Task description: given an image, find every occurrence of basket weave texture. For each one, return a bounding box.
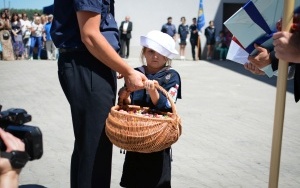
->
[105,83,182,153]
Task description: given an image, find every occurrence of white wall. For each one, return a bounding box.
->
[114,0,248,58]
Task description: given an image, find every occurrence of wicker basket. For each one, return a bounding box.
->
[105,83,182,153]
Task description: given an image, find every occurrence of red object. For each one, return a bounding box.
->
[232,36,246,50]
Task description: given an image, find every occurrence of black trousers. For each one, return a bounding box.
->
[190,37,201,60]
[58,50,117,188]
[120,34,130,57]
[120,148,171,188]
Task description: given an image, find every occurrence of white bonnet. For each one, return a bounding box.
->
[140,30,178,59]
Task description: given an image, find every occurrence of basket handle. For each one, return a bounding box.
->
[118,81,178,115]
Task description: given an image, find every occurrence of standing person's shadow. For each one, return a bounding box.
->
[19,185,47,188]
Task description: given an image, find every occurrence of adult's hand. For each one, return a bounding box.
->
[273,31,300,63]
[247,44,271,69]
[124,70,147,92]
[0,128,25,188]
[244,62,265,75]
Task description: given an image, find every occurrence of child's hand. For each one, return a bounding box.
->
[144,80,157,91]
[117,72,124,79]
[118,87,130,105]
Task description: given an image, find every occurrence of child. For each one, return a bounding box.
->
[119,30,182,188]
[178,16,189,60]
[215,30,228,61]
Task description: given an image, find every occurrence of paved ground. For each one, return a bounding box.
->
[0,58,299,188]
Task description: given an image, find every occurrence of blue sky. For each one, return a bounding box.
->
[1,0,53,10]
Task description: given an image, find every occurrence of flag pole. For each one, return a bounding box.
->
[197,34,202,60]
[268,0,294,187]
[197,0,205,60]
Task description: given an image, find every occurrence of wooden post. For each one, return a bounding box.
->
[268,0,294,187]
[197,34,202,60]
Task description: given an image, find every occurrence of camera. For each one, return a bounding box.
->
[0,105,43,161]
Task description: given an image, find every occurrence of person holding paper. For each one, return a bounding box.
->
[245,11,300,103]
[273,32,300,63]
[245,39,300,103]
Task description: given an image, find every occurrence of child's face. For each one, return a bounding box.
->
[144,48,167,72]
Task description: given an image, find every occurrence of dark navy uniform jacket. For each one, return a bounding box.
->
[51,0,115,49]
[130,66,182,112]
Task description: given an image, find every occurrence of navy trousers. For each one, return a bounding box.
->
[58,50,117,188]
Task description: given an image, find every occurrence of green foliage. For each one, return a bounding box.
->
[1,8,43,20]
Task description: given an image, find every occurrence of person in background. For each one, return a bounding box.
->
[0,10,14,61]
[51,0,147,187]
[29,16,43,60]
[223,26,232,48]
[204,20,216,60]
[119,30,182,188]
[10,13,24,60]
[119,16,132,59]
[189,17,201,61]
[215,30,228,61]
[20,13,31,59]
[178,16,189,61]
[40,14,47,26]
[0,10,10,30]
[161,17,176,40]
[40,14,48,48]
[43,14,56,60]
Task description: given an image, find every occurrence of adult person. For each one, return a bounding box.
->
[0,128,26,188]
[189,17,201,61]
[244,12,300,103]
[43,14,56,60]
[0,11,14,61]
[161,17,176,40]
[273,31,300,102]
[10,13,24,60]
[119,16,132,59]
[204,20,216,60]
[178,16,189,60]
[245,43,300,103]
[245,39,300,103]
[29,16,43,60]
[50,1,147,188]
[20,13,31,59]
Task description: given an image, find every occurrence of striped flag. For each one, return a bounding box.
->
[197,0,205,31]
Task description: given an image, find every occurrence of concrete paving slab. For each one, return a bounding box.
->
[0,58,299,188]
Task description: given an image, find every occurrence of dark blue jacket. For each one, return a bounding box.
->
[130,66,182,112]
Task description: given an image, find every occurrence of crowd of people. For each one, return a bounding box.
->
[0,8,234,62]
[0,9,57,61]
[160,17,232,61]
[118,15,233,62]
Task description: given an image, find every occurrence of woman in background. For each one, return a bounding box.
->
[178,17,189,60]
[10,13,24,60]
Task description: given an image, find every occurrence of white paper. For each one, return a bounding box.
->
[226,39,249,65]
[224,0,300,54]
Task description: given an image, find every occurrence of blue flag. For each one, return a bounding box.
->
[197,0,205,31]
